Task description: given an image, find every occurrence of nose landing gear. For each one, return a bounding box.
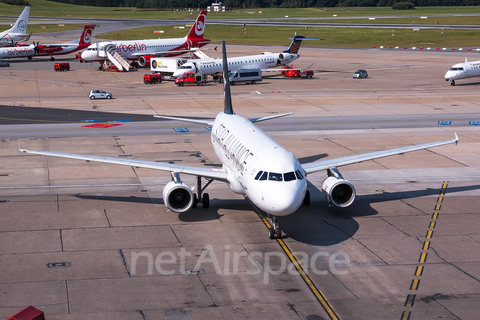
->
[269,216,282,239]
[450,79,455,86]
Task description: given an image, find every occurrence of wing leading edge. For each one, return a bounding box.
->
[19,149,228,182]
[301,134,458,175]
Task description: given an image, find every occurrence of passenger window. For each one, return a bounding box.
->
[295,170,304,180]
[259,172,268,181]
[269,172,283,181]
[254,171,263,180]
[284,171,296,181]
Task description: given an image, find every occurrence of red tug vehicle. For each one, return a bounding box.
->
[281,66,314,78]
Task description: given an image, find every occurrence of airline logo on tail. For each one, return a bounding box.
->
[283,36,323,55]
[79,25,95,46]
[188,11,207,39]
[17,20,27,33]
[284,36,305,55]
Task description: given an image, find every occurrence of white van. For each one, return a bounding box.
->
[228,69,262,85]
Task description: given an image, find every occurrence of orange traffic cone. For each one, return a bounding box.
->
[321,76,323,80]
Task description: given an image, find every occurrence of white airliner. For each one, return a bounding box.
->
[21,41,459,239]
[0,7,31,47]
[80,10,210,67]
[172,36,315,78]
[445,58,480,86]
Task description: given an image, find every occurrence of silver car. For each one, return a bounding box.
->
[89,89,112,100]
[353,69,368,79]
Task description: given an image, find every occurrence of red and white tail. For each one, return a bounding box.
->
[78,25,96,46]
[187,11,207,39]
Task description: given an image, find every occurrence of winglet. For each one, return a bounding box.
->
[222,40,234,115]
[455,132,459,145]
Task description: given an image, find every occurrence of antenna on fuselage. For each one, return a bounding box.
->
[222,40,234,115]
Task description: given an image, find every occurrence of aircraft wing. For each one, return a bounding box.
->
[154,115,214,126]
[301,134,458,175]
[19,149,228,181]
[249,113,293,123]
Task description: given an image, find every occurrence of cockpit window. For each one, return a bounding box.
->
[449,67,464,71]
[254,171,263,180]
[284,171,296,181]
[295,170,304,180]
[259,171,268,181]
[179,65,192,69]
[268,172,283,181]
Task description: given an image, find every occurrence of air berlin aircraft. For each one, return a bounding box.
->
[0,25,95,61]
[80,10,210,67]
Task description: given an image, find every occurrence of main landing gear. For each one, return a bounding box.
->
[269,216,282,239]
[192,176,212,209]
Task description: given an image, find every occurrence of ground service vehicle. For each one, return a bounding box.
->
[75,52,84,62]
[0,60,9,67]
[54,62,70,71]
[228,69,262,85]
[89,89,112,99]
[144,73,162,84]
[281,67,313,78]
[150,57,187,75]
[175,72,207,86]
[353,69,368,79]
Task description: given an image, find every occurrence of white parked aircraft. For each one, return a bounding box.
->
[445,58,480,86]
[80,10,210,67]
[0,7,31,47]
[21,41,459,239]
[172,36,316,78]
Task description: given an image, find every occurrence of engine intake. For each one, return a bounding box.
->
[138,55,155,67]
[321,176,356,208]
[163,181,194,213]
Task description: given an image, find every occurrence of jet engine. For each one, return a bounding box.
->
[321,168,356,208]
[138,55,155,67]
[277,53,293,65]
[163,180,194,213]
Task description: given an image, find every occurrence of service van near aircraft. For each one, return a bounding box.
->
[228,69,262,85]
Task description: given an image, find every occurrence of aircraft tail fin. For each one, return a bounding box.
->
[283,36,323,54]
[9,7,30,34]
[222,40,234,115]
[187,10,207,40]
[78,25,95,46]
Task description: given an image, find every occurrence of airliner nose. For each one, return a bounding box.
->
[266,187,303,216]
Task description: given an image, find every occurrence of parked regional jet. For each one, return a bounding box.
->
[172,36,317,78]
[80,10,209,67]
[0,7,31,47]
[445,58,480,86]
[0,24,95,60]
[20,41,458,239]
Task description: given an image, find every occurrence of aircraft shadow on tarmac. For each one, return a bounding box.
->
[74,184,480,242]
[0,105,214,125]
[451,81,480,86]
[279,183,480,246]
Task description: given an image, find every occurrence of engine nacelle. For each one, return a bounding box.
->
[321,176,356,208]
[278,53,292,62]
[138,55,155,67]
[163,181,194,213]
